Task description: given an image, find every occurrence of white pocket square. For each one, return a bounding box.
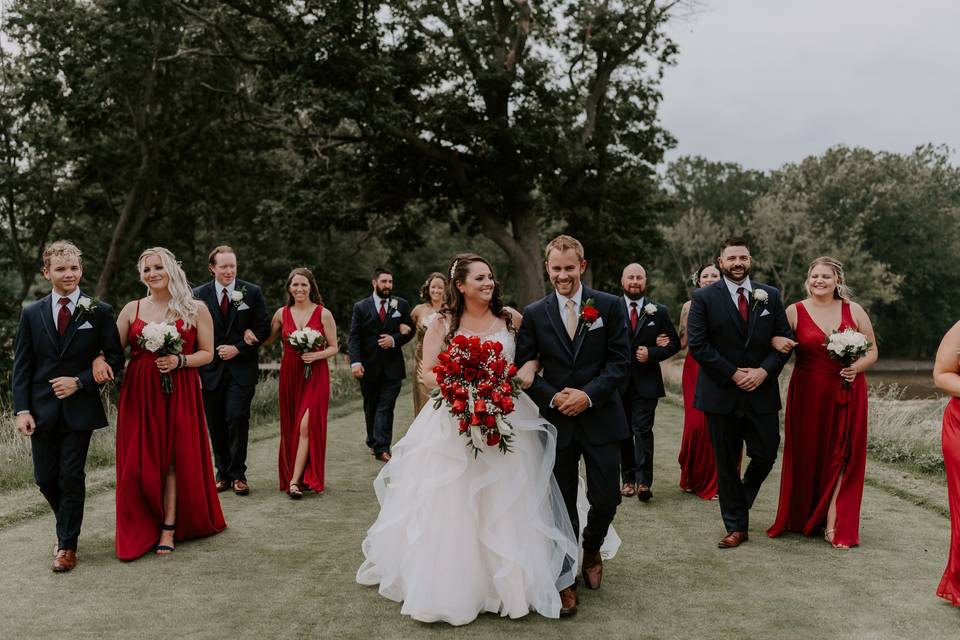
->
[391,310,401,318]
[588,317,604,331]
[78,321,93,330]
[760,309,771,317]
[646,321,655,327]
[237,302,250,311]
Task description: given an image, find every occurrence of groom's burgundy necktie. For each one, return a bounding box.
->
[630,302,639,332]
[220,288,230,317]
[57,297,72,336]
[378,299,387,323]
[737,287,749,324]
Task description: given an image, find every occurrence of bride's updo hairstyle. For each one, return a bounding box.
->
[806,256,852,300]
[137,247,201,328]
[443,253,514,344]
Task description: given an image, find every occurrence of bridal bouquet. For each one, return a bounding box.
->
[431,334,522,455]
[825,328,872,388]
[138,322,184,395]
[288,328,328,379]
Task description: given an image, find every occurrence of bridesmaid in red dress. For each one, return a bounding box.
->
[933,320,960,605]
[261,268,338,499]
[677,263,723,499]
[111,247,225,559]
[767,257,877,549]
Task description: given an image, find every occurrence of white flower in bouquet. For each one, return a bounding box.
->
[825,328,872,387]
[643,303,657,317]
[137,322,184,394]
[288,327,328,379]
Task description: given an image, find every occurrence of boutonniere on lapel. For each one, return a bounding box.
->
[750,288,768,311]
[389,298,398,311]
[231,286,247,309]
[643,302,658,318]
[578,298,601,335]
[76,296,100,318]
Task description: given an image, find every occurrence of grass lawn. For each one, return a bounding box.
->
[1,390,958,639]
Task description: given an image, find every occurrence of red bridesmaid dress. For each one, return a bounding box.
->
[278,305,330,494]
[115,303,226,560]
[767,301,868,547]
[938,396,960,605]
[678,352,720,499]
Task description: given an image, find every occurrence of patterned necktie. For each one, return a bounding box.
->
[737,287,749,324]
[564,299,577,340]
[57,297,72,336]
[379,299,387,323]
[630,302,639,332]
[220,288,230,317]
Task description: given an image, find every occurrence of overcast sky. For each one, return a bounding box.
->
[659,0,960,170]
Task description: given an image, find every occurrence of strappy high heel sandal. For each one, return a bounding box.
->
[824,528,850,550]
[155,523,176,555]
[288,483,303,500]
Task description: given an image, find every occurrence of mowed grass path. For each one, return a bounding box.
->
[1,392,958,639]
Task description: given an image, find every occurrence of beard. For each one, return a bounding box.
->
[375,285,392,298]
[622,286,645,301]
[720,263,750,283]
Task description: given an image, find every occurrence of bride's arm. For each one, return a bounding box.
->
[508,307,538,388]
[419,314,447,390]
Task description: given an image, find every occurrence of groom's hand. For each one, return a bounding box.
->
[556,387,590,416]
[15,413,36,436]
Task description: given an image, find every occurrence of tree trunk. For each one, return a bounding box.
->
[476,208,545,307]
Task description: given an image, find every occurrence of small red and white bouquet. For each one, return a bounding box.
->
[431,334,522,455]
[825,328,872,388]
[288,328,328,379]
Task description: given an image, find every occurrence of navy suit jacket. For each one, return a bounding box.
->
[686,280,792,415]
[193,279,270,389]
[347,296,414,381]
[12,292,125,432]
[622,298,680,399]
[516,287,631,449]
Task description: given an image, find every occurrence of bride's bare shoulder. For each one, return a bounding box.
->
[504,306,523,328]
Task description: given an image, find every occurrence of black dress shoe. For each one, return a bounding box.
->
[636,484,653,502]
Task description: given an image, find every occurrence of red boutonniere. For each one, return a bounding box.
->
[578,298,600,335]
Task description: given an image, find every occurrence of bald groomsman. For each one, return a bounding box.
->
[618,263,679,502]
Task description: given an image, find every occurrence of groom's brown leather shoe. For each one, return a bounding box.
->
[582,550,603,590]
[52,549,76,573]
[232,480,250,495]
[559,586,578,617]
[215,480,229,493]
[718,531,749,549]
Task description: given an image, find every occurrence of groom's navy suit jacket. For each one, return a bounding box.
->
[12,291,125,432]
[348,296,414,381]
[517,287,631,449]
[686,280,792,415]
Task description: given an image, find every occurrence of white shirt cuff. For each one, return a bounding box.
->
[351,363,362,368]
[15,410,30,416]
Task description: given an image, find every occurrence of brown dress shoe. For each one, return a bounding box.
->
[718,531,749,549]
[375,452,392,463]
[582,550,603,590]
[559,586,578,617]
[215,480,230,492]
[52,549,76,573]
[620,483,636,497]
[636,484,653,502]
[232,480,250,495]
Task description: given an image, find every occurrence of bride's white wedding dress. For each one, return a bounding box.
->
[356,327,618,625]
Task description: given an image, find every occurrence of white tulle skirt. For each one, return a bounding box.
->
[356,393,616,626]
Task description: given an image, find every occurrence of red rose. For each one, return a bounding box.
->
[500,382,513,395]
[581,306,601,323]
[459,419,469,434]
[437,351,451,363]
[500,398,515,413]
[455,386,469,399]
[452,399,467,414]
[484,414,496,427]
[463,367,477,382]
[507,363,518,377]
[474,399,487,414]
[486,432,501,446]
[470,413,482,426]
[491,341,503,354]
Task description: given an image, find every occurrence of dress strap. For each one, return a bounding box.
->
[840,300,858,330]
[135,299,141,321]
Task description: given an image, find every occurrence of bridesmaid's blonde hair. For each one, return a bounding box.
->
[138,247,200,327]
[806,256,852,300]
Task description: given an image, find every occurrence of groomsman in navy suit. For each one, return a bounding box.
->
[686,237,793,549]
[617,263,679,502]
[12,241,124,572]
[193,246,270,495]
[348,268,414,462]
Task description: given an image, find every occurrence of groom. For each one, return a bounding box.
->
[686,237,792,549]
[12,241,125,572]
[517,235,630,616]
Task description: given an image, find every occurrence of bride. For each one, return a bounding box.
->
[357,253,592,625]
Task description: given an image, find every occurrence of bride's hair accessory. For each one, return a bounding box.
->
[449,259,459,280]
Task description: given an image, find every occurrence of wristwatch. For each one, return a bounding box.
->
[74,376,83,390]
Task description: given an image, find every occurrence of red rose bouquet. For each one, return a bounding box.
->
[431,334,522,455]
